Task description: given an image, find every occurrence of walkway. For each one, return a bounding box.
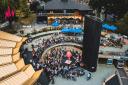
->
[30,30,61,38]
[17,23,83,36]
[100,45,128,53]
[49,64,116,85]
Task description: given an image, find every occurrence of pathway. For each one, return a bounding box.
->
[49,64,116,85]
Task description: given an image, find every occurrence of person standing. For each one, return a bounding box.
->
[87,72,91,80]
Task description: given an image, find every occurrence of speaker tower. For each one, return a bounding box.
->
[82,15,102,72]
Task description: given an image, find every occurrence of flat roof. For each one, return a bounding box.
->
[44,0,92,11]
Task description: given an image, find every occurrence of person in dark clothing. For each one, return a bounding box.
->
[87,72,91,80]
[51,77,55,84]
[37,72,49,85]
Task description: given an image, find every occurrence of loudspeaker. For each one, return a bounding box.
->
[82,15,102,72]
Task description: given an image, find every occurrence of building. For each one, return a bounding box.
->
[37,0,92,24]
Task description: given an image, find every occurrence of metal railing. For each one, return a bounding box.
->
[37,13,76,16]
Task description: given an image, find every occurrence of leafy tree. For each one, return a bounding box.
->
[89,0,128,19]
[0,0,15,22]
[0,0,16,29]
[30,1,40,12]
[18,0,30,17]
[15,0,36,25]
[116,12,128,36]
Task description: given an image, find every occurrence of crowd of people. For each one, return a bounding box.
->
[22,34,82,58]
[27,34,82,63]
[32,34,82,49]
[22,43,87,84]
[20,31,98,85]
[21,34,85,83]
[42,47,84,83]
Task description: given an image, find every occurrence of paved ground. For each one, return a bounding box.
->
[49,64,116,85]
[17,23,83,36]
[100,45,128,53]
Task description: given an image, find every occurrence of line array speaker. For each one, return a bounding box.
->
[82,15,102,72]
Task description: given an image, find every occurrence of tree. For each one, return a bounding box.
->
[18,0,30,17]
[15,0,36,25]
[89,0,128,19]
[0,0,15,28]
[0,5,5,23]
[116,12,128,36]
[30,1,40,12]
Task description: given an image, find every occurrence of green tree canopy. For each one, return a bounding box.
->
[89,0,128,18]
[116,12,128,36]
[0,0,15,22]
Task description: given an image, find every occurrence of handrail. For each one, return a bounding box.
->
[37,13,75,16]
[104,74,116,83]
[116,70,123,85]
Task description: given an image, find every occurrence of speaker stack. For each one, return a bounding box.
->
[82,15,102,72]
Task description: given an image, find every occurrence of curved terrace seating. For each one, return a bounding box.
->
[0,39,16,48]
[0,31,22,42]
[0,52,21,66]
[0,31,43,85]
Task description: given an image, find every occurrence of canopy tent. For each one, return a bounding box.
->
[102,24,117,31]
[61,27,82,33]
[51,21,60,27]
